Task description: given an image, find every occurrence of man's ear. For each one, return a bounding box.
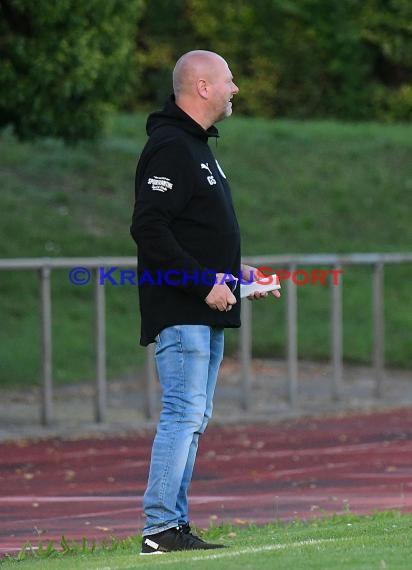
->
[197,78,209,99]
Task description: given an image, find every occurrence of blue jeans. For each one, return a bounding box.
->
[142,325,224,536]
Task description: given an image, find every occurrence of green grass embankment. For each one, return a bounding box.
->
[0,115,411,386]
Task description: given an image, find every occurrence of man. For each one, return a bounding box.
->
[130,50,279,555]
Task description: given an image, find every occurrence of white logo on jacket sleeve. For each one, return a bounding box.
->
[200,162,216,186]
[147,176,173,192]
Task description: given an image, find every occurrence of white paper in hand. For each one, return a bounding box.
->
[240,273,281,298]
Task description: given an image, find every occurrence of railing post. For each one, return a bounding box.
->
[145,344,157,419]
[94,267,106,422]
[40,265,53,425]
[286,264,298,408]
[372,262,385,398]
[240,299,252,411]
[330,264,343,399]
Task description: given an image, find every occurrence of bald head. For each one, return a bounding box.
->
[173,50,227,97]
[172,50,239,129]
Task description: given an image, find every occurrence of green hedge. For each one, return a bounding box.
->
[133,0,412,122]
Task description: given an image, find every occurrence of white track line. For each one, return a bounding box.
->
[96,537,350,570]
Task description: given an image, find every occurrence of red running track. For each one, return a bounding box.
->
[1,407,412,556]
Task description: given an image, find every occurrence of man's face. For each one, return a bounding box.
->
[208,60,239,123]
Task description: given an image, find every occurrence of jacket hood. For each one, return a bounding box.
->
[146,95,219,142]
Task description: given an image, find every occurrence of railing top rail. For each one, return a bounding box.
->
[0,252,411,271]
[242,252,412,266]
[0,257,138,270]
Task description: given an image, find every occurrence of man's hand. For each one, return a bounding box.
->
[205,273,237,311]
[241,264,281,300]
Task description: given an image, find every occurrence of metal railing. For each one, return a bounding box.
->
[1,253,411,425]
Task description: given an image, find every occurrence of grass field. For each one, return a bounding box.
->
[2,512,411,569]
[0,115,411,386]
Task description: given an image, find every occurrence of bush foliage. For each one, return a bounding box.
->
[1,0,411,142]
[134,0,412,122]
[0,0,143,142]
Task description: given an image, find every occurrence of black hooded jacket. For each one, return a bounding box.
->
[130,96,241,346]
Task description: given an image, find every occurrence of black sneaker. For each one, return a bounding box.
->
[141,526,226,555]
[180,522,220,546]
